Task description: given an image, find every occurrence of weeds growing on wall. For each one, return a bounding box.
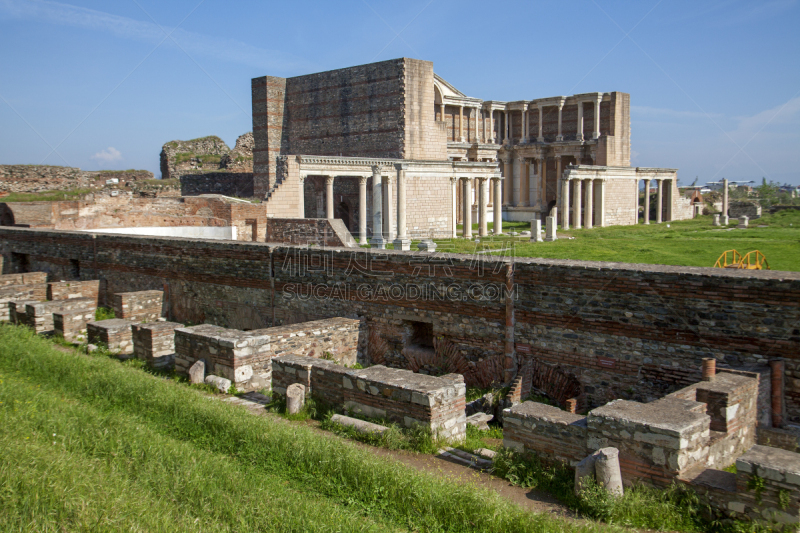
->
[94,307,115,321]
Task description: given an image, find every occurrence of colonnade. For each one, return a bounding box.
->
[638,178,674,224]
[487,94,603,145]
[450,177,503,239]
[559,177,606,230]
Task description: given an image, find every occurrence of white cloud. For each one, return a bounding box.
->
[0,0,313,73]
[91,147,122,163]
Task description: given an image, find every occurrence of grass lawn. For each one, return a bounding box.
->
[1,188,93,202]
[0,324,609,533]
[435,210,800,272]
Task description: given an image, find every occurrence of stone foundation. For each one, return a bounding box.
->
[132,321,184,369]
[54,307,95,342]
[112,290,163,322]
[47,280,99,303]
[0,272,47,287]
[272,354,467,442]
[20,298,96,334]
[87,319,135,355]
[174,317,362,392]
[0,283,46,321]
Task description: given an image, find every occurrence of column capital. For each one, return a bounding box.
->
[461,176,474,182]
[450,176,459,184]
[298,175,306,183]
[384,175,395,184]
[371,165,382,176]
[358,176,368,185]
[476,176,488,183]
[491,176,502,182]
[394,163,409,171]
[325,175,335,185]
[556,96,567,109]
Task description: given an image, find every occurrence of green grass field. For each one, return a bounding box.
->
[438,210,800,272]
[0,324,612,533]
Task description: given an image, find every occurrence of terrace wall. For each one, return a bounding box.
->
[1,227,798,423]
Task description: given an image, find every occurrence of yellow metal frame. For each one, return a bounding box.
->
[713,249,770,270]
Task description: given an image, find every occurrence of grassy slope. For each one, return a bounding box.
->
[439,210,800,272]
[0,325,610,533]
[2,188,93,202]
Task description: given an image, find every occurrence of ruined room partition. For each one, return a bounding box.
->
[174,317,364,392]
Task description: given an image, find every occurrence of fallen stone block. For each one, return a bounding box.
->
[474,448,497,460]
[438,447,493,470]
[466,412,493,430]
[189,360,205,385]
[330,414,388,436]
[205,375,231,394]
[595,447,624,497]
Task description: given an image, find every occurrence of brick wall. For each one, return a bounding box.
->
[503,402,589,464]
[21,297,96,334]
[180,173,255,198]
[0,271,47,287]
[266,218,355,247]
[272,354,467,441]
[2,227,799,422]
[132,321,184,369]
[174,317,363,392]
[87,319,135,355]
[47,280,99,303]
[112,290,163,322]
[53,307,95,342]
[0,283,46,321]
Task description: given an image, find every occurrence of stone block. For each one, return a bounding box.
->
[87,318,136,356]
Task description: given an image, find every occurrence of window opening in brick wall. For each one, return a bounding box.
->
[69,259,80,279]
[11,253,30,273]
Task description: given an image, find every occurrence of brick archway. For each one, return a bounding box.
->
[518,357,583,409]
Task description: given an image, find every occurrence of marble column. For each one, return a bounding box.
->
[489,111,495,143]
[503,156,512,205]
[666,179,674,222]
[643,180,650,224]
[593,96,602,139]
[521,107,528,143]
[325,175,335,219]
[298,176,306,218]
[512,156,522,206]
[459,106,465,142]
[507,111,512,143]
[370,166,385,248]
[585,179,593,229]
[503,111,509,142]
[538,158,545,210]
[556,99,565,141]
[393,164,410,250]
[576,102,584,141]
[383,175,395,240]
[462,178,473,238]
[358,176,368,243]
[537,104,544,142]
[528,158,537,207]
[493,178,503,235]
[597,179,606,227]
[450,176,458,238]
[573,179,582,229]
[478,178,488,237]
[561,176,570,230]
[722,178,729,223]
[656,178,663,224]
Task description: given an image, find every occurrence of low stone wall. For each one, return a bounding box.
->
[266,218,357,247]
[20,298,96,334]
[758,427,800,453]
[690,445,800,529]
[272,354,467,442]
[504,370,760,484]
[132,321,183,369]
[0,283,46,321]
[54,307,95,342]
[174,317,363,392]
[729,202,762,219]
[503,403,589,465]
[112,290,163,322]
[47,280,99,303]
[87,319,135,355]
[0,272,47,287]
[8,300,39,324]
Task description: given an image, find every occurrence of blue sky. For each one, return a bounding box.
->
[1,0,798,185]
